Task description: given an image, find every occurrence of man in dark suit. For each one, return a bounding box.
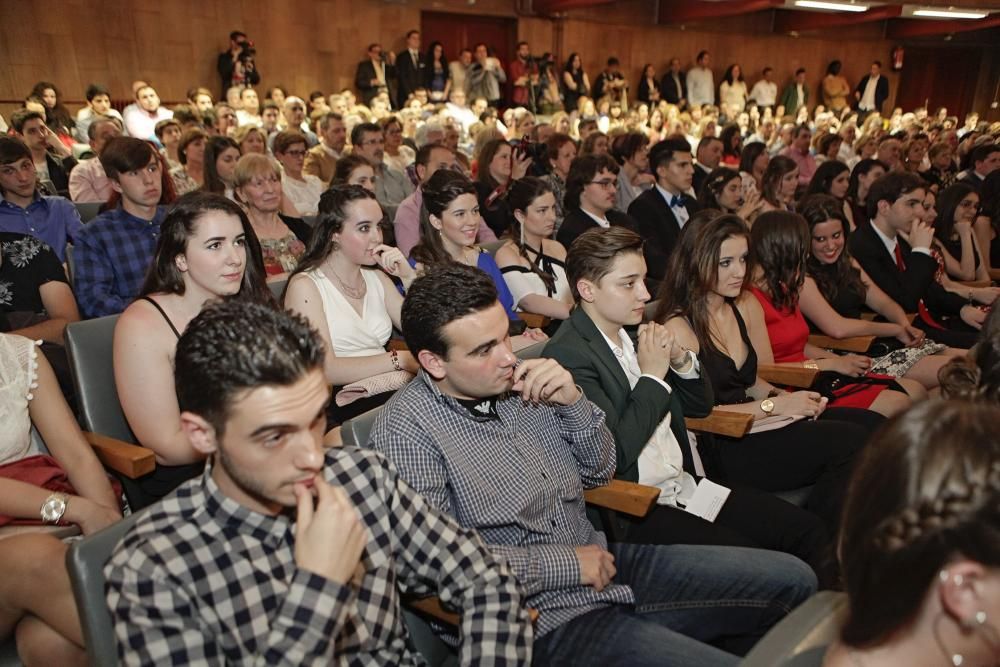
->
[556,154,637,249]
[853,61,889,118]
[355,43,395,106]
[543,226,830,579]
[660,58,687,107]
[848,171,980,348]
[627,138,700,291]
[395,30,425,108]
[691,136,721,197]
[958,144,1000,190]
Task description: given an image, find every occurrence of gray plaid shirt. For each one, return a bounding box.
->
[105,446,532,665]
[369,371,635,638]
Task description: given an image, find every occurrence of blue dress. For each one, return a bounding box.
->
[407,251,519,320]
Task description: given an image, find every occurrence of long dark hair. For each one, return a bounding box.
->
[750,210,811,311]
[331,154,373,186]
[29,81,73,134]
[202,136,240,195]
[719,124,742,160]
[289,185,379,279]
[934,182,978,245]
[476,138,509,189]
[806,160,850,199]
[425,41,447,68]
[508,177,557,294]
[739,141,768,178]
[799,194,866,305]
[140,191,272,306]
[722,64,743,85]
[565,52,582,74]
[838,400,1000,648]
[980,170,1000,242]
[411,170,478,267]
[761,155,797,208]
[653,214,751,355]
[698,167,741,212]
[940,307,1000,404]
[847,158,886,204]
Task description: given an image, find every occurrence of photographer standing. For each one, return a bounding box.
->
[218,30,261,99]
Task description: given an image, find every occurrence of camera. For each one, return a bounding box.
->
[236,39,256,60]
[509,136,548,164]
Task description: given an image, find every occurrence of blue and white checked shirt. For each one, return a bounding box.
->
[73,205,165,318]
[0,192,81,262]
[369,371,635,638]
[106,446,532,665]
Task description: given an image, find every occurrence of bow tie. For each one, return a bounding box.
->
[669,194,687,208]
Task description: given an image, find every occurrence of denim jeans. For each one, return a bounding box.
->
[532,543,817,666]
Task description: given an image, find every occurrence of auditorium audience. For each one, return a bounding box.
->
[759,154,799,214]
[825,400,1000,667]
[719,64,748,114]
[28,82,74,143]
[123,84,173,141]
[272,130,323,217]
[920,141,959,191]
[232,154,311,278]
[495,177,572,324]
[798,194,957,391]
[201,136,240,199]
[958,143,1000,189]
[234,87,262,127]
[692,136,722,194]
[114,192,270,499]
[781,124,817,186]
[154,118,182,168]
[231,124,267,156]
[0,137,81,262]
[108,298,532,664]
[9,109,77,198]
[846,157,886,227]
[284,185,417,427]
[698,167,763,220]
[170,128,208,195]
[74,84,123,144]
[351,122,413,220]
[281,96,318,146]
[68,116,122,203]
[747,210,921,416]
[739,140,769,196]
[932,183,992,283]
[303,112,345,184]
[0,332,121,665]
[806,160,855,227]
[474,138,530,237]
[380,116,415,173]
[557,153,637,249]
[330,154,376,191]
[544,132,576,231]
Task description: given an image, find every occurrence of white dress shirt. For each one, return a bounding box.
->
[656,183,690,227]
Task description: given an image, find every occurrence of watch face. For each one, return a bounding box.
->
[761,399,775,414]
[41,496,67,522]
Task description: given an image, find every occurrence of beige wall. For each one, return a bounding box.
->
[0,0,994,119]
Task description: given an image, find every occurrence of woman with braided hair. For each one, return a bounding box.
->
[826,400,1000,666]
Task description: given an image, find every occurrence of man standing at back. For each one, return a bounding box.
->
[106,300,532,664]
[686,51,714,109]
[369,264,816,667]
[395,30,425,108]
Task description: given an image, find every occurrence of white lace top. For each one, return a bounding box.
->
[0,334,40,465]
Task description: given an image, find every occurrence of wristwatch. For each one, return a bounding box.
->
[760,398,775,416]
[40,493,69,524]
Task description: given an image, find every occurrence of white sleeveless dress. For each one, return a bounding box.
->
[302,268,392,356]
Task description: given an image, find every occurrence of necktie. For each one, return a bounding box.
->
[893,244,906,272]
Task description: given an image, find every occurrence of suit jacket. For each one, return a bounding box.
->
[691,164,712,197]
[544,307,714,483]
[660,72,686,105]
[303,144,337,184]
[395,50,425,107]
[848,222,966,317]
[555,207,637,250]
[854,74,889,112]
[779,82,809,115]
[627,187,700,289]
[355,60,394,105]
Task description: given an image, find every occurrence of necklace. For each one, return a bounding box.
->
[326,264,366,300]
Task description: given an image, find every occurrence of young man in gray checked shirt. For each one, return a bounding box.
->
[105,300,532,664]
[369,263,817,667]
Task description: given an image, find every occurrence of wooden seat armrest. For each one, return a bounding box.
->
[387,339,409,352]
[407,596,539,626]
[684,409,754,438]
[859,313,915,325]
[957,279,991,288]
[807,334,875,353]
[519,312,551,330]
[758,364,819,388]
[83,431,156,479]
[583,479,659,518]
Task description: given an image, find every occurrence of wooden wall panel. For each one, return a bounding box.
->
[0,0,995,121]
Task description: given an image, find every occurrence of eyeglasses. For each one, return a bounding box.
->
[588,179,617,189]
[361,138,385,146]
[283,149,307,158]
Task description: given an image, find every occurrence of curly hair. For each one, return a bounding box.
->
[799,194,866,306]
[750,211,811,311]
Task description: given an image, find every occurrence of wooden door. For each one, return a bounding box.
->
[420,11,518,105]
[895,47,981,119]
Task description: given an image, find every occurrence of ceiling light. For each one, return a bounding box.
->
[912,8,988,19]
[794,0,869,11]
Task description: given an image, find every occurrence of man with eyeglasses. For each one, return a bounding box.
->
[556,154,637,249]
[273,130,323,217]
[356,43,396,107]
[282,97,318,147]
[351,122,413,220]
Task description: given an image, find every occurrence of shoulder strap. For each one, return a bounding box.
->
[140,296,182,340]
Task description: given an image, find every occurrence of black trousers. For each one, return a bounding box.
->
[622,483,835,587]
[709,407,882,534]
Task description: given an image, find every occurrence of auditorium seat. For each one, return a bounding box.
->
[740,591,847,666]
[74,202,102,223]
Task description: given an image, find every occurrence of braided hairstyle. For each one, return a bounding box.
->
[838,400,1000,648]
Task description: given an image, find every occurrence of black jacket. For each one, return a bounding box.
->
[355,60,395,105]
[395,50,425,107]
[555,207,637,250]
[626,188,700,289]
[660,71,686,105]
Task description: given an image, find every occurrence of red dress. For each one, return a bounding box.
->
[749,286,891,409]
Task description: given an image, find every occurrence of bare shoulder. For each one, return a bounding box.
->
[544,239,568,261]
[494,241,527,268]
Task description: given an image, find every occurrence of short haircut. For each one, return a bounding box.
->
[565,154,620,210]
[171,105,201,127]
[272,130,307,155]
[154,118,182,140]
[85,84,110,102]
[795,67,806,75]
[174,300,323,437]
[971,144,1000,167]
[872,60,881,68]
[696,50,709,62]
[763,67,773,75]
[261,101,280,114]
[867,171,925,220]
[316,111,344,131]
[177,128,208,166]
[610,132,649,165]
[0,136,32,166]
[350,122,381,147]
[233,153,282,194]
[401,263,500,360]
[415,141,452,168]
[230,30,246,41]
[87,115,123,141]
[566,226,644,302]
[10,109,44,133]
[649,137,693,174]
[406,29,419,39]
[606,56,619,66]
[99,137,158,180]
[546,132,575,163]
